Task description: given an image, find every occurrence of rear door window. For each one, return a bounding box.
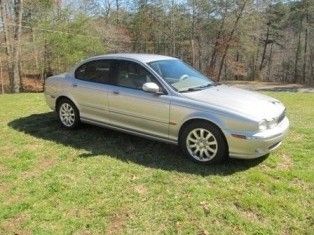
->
[75,60,115,85]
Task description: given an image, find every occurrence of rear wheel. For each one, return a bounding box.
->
[180,121,227,164]
[57,98,80,129]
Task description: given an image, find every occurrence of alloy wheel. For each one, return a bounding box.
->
[186,128,218,162]
[59,103,76,127]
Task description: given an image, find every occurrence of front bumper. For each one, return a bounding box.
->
[227,117,289,159]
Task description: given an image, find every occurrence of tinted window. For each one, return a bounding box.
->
[116,61,155,90]
[75,60,114,84]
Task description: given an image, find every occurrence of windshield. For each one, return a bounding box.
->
[148,59,214,92]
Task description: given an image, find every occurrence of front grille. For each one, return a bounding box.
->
[277,109,286,124]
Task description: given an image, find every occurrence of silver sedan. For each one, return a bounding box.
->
[44,53,289,164]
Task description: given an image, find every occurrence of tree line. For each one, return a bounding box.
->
[0,0,313,93]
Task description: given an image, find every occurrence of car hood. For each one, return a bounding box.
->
[181,85,285,121]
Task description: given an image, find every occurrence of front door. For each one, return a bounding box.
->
[107,60,170,139]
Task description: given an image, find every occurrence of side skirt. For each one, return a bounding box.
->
[81,117,178,145]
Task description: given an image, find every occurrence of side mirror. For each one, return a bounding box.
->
[142,82,162,94]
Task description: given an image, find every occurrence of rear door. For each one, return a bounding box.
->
[107,60,170,139]
[71,59,115,123]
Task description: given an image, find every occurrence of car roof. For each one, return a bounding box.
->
[89,53,178,64]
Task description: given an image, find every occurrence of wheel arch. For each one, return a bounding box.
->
[55,95,79,112]
[178,118,229,154]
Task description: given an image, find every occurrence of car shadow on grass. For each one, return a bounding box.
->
[8,112,268,176]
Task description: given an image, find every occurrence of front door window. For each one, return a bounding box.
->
[115,61,155,90]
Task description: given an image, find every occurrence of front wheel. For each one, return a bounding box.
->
[57,98,80,129]
[180,121,228,164]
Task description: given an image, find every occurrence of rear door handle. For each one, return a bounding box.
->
[72,84,78,88]
[113,91,120,95]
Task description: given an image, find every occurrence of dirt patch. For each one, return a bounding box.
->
[291,178,310,191]
[234,202,264,223]
[241,209,261,221]
[0,182,12,195]
[106,210,131,235]
[200,201,210,215]
[21,157,56,179]
[73,229,93,235]
[0,164,9,176]
[277,153,293,171]
[198,229,210,235]
[0,165,12,195]
[289,132,304,143]
[134,184,148,195]
[0,213,31,235]
[66,208,94,219]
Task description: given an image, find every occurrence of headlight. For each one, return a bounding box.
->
[258,120,267,131]
[268,118,277,129]
[258,118,277,131]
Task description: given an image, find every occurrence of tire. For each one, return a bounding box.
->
[179,121,228,164]
[57,98,80,129]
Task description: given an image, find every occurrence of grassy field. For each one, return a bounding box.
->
[0,92,313,234]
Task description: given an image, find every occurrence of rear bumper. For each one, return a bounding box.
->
[227,117,289,159]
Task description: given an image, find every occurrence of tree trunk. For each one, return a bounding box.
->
[267,43,273,81]
[235,51,240,80]
[302,4,309,84]
[115,0,119,24]
[207,2,229,77]
[259,22,270,71]
[43,39,53,82]
[294,26,302,83]
[310,45,314,86]
[208,17,225,76]
[217,52,227,81]
[0,0,14,91]
[30,26,40,73]
[12,0,23,93]
[190,0,196,67]
[197,38,202,71]
[0,57,3,94]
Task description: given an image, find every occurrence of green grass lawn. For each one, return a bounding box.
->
[0,92,313,234]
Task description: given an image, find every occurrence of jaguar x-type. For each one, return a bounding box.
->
[44,53,289,164]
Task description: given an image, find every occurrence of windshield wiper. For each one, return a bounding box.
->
[179,83,215,93]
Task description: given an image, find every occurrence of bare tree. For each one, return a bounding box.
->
[302,0,309,84]
[0,0,13,90]
[12,0,23,93]
[0,0,23,93]
[217,0,248,81]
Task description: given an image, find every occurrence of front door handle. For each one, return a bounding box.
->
[113,91,120,95]
[72,84,78,88]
